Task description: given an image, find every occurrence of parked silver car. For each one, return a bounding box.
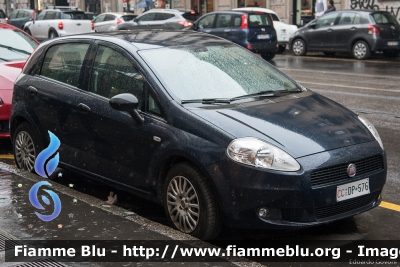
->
[93,12,136,32]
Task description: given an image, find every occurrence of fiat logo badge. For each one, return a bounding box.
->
[347,164,356,177]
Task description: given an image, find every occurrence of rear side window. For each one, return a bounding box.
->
[44,11,56,20]
[63,11,89,20]
[94,14,105,23]
[40,43,90,87]
[371,12,399,25]
[155,13,175,20]
[9,11,18,19]
[248,14,272,27]
[232,15,242,27]
[137,13,156,22]
[215,14,232,28]
[338,12,359,25]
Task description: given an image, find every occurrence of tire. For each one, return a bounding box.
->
[323,52,336,57]
[383,50,399,58]
[49,30,58,39]
[277,45,286,54]
[163,162,222,240]
[261,53,276,60]
[352,41,370,60]
[13,122,43,173]
[292,38,307,56]
[24,28,31,35]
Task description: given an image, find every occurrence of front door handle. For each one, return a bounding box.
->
[350,27,357,30]
[78,103,91,112]
[27,86,37,94]
[326,28,332,32]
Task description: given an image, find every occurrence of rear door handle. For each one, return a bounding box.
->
[78,103,91,112]
[326,28,333,32]
[27,86,37,94]
[350,27,357,30]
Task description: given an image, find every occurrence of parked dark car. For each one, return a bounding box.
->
[0,9,7,23]
[11,30,386,240]
[289,10,400,60]
[7,9,41,29]
[192,11,278,60]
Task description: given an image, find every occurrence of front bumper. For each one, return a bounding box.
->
[206,141,386,229]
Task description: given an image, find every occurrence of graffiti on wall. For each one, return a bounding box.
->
[350,0,400,20]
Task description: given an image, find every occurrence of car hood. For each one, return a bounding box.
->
[187,92,374,158]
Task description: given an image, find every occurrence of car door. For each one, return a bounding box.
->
[211,13,233,41]
[93,14,106,32]
[82,43,169,189]
[25,41,94,170]
[136,12,156,26]
[194,14,216,34]
[29,11,45,39]
[102,14,116,31]
[307,12,339,50]
[334,12,361,51]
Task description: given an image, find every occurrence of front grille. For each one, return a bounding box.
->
[310,155,384,187]
[315,191,379,220]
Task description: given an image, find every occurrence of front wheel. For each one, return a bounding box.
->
[13,122,43,173]
[352,41,370,60]
[292,39,307,56]
[163,162,222,240]
[261,53,276,60]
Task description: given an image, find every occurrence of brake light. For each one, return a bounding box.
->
[368,24,380,35]
[91,22,94,30]
[116,17,122,25]
[240,14,248,29]
[247,44,252,49]
[58,21,63,30]
[190,11,195,14]
[177,20,193,27]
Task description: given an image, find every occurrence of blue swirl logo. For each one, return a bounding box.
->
[29,131,62,222]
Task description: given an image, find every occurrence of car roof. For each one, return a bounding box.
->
[232,7,277,15]
[47,30,231,50]
[100,12,136,15]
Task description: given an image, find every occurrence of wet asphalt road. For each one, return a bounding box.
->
[1,51,400,265]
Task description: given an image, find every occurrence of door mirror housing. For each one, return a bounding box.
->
[109,93,144,125]
[308,21,316,28]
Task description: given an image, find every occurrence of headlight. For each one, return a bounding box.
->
[358,116,384,150]
[227,137,300,172]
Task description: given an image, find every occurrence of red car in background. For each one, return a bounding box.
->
[0,23,39,138]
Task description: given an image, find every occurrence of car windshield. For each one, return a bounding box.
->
[139,44,300,101]
[63,11,90,20]
[371,12,399,25]
[0,29,38,61]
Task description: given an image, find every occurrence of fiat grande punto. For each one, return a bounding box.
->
[10,30,386,240]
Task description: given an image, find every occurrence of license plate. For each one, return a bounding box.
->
[257,34,271,40]
[387,41,399,46]
[336,178,370,202]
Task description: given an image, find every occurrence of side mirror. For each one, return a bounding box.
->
[308,22,316,28]
[109,93,144,125]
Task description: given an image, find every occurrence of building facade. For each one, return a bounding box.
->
[1,0,399,25]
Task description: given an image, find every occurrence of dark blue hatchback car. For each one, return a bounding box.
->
[10,30,386,240]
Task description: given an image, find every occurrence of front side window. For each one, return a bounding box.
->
[215,14,232,28]
[316,12,338,28]
[40,43,90,87]
[63,12,89,20]
[94,14,105,23]
[139,45,299,101]
[44,11,56,20]
[197,14,216,29]
[89,45,145,103]
[35,12,45,20]
[137,13,156,22]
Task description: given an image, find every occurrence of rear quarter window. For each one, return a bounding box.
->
[121,15,136,21]
[63,12,90,20]
[248,13,272,27]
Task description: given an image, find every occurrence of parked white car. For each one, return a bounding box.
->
[24,7,94,41]
[93,12,137,32]
[233,7,298,53]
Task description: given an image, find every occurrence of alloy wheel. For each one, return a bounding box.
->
[167,175,200,233]
[353,43,367,59]
[293,40,304,55]
[14,131,36,172]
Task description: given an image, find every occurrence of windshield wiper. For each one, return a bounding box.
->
[0,44,31,55]
[181,98,232,104]
[0,57,10,62]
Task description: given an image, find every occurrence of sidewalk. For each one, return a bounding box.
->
[0,162,258,267]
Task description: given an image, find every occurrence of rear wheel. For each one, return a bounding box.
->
[292,39,307,56]
[323,52,336,57]
[24,28,31,35]
[352,41,370,60]
[261,53,276,60]
[277,45,286,53]
[49,30,58,39]
[383,50,399,58]
[13,122,43,173]
[163,162,222,240]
